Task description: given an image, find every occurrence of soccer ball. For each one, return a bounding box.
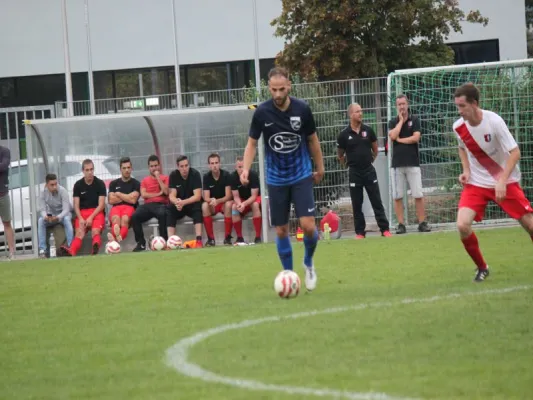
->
[274,270,301,299]
[167,235,182,250]
[151,236,167,251]
[105,240,121,254]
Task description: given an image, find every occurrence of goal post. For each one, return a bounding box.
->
[387,58,533,229]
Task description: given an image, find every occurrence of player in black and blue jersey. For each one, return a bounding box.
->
[240,67,325,291]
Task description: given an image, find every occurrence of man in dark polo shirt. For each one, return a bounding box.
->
[167,155,203,248]
[337,103,390,239]
[230,156,262,244]
[61,159,106,256]
[202,153,233,246]
[388,94,430,234]
[107,157,141,243]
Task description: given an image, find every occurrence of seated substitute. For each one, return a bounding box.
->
[202,153,233,246]
[61,159,106,256]
[230,156,262,244]
[38,173,73,258]
[167,155,203,248]
[107,157,141,243]
[131,155,169,252]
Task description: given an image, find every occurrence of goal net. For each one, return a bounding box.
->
[387,59,533,228]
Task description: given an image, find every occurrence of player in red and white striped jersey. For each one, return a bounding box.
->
[453,83,533,282]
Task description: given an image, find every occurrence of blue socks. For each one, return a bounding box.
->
[303,229,318,268]
[276,236,293,270]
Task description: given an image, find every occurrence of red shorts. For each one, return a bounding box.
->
[109,204,135,222]
[74,208,106,230]
[241,196,262,216]
[211,202,225,215]
[458,183,532,222]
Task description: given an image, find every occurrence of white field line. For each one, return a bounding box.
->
[165,285,532,400]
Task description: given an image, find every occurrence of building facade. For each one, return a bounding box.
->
[0,0,527,109]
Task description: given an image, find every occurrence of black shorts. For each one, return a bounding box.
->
[268,176,315,227]
[166,202,203,226]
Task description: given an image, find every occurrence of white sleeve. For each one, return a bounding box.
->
[453,121,465,149]
[494,115,518,152]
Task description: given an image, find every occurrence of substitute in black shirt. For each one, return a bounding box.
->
[202,153,233,246]
[63,159,107,257]
[337,103,390,238]
[230,156,262,244]
[167,155,203,246]
[108,157,141,243]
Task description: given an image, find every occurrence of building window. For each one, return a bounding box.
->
[448,39,500,65]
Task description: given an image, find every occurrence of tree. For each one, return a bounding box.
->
[527,0,533,29]
[271,0,488,79]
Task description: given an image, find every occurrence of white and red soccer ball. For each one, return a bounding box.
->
[151,236,167,251]
[273,270,301,299]
[105,240,121,254]
[167,235,182,250]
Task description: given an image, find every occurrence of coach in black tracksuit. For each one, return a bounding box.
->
[337,103,390,238]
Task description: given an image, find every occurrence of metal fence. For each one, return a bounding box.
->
[0,105,55,254]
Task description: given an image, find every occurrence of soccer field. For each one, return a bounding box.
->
[1,227,532,400]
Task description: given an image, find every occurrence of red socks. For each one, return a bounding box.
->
[234,220,243,237]
[253,217,261,238]
[69,237,82,256]
[92,233,101,247]
[119,226,129,240]
[224,217,232,237]
[203,216,214,240]
[461,233,487,270]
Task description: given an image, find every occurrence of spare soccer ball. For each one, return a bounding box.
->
[167,235,182,250]
[151,236,167,251]
[274,270,301,299]
[105,240,121,254]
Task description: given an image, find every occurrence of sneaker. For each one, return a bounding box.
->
[223,235,233,246]
[254,237,262,244]
[113,224,123,242]
[107,232,115,242]
[133,243,146,252]
[355,234,365,240]
[382,230,392,237]
[474,267,490,282]
[396,223,407,234]
[92,242,100,255]
[205,238,216,247]
[303,263,317,291]
[7,253,15,261]
[195,240,203,249]
[418,221,431,232]
[39,249,46,259]
[235,237,245,244]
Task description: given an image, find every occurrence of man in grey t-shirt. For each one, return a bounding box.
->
[0,145,15,260]
[38,173,73,258]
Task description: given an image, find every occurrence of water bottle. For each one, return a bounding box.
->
[49,232,56,258]
[324,222,330,240]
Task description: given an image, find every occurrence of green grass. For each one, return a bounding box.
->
[1,227,532,400]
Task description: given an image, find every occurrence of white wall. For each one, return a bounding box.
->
[0,0,526,79]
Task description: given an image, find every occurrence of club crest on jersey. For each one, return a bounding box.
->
[269,132,302,154]
[290,116,301,131]
[484,134,492,142]
[408,121,412,127]
[362,131,367,138]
